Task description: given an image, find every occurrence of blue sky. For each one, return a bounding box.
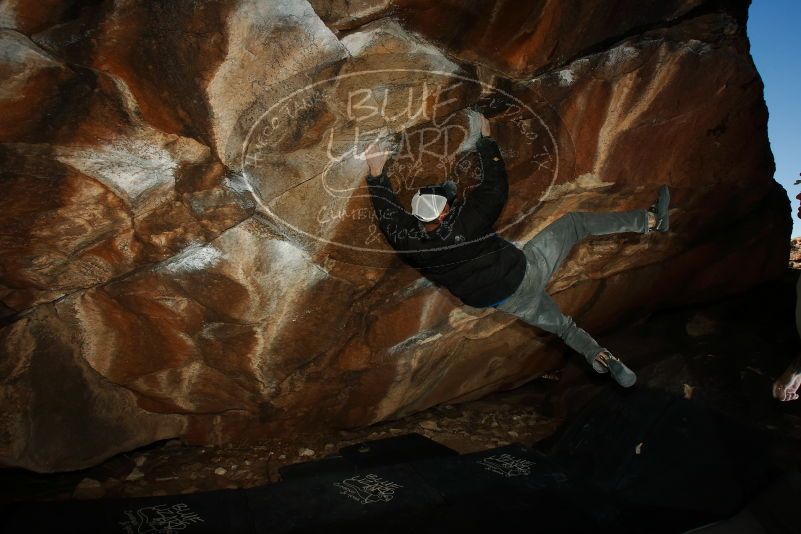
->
[748,1,801,237]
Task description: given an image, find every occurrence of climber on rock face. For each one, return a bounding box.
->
[362,110,672,388]
[771,189,801,402]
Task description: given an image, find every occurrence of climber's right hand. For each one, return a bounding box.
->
[363,139,390,177]
[480,114,491,137]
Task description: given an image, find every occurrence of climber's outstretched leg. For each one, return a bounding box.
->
[505,290,637,387]
[521,209,650,284]
[498,187,670,386]
[521,185,670,282]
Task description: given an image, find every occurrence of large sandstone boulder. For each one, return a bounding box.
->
[0,0,790,472]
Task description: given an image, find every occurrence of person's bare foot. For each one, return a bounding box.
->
[773,356,801,402]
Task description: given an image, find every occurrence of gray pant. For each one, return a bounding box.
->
[495,209,650,366]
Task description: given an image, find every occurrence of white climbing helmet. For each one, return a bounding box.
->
[411,191,448,222]
[411,182,457,222]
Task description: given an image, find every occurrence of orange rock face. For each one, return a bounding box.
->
[0,0,790,472]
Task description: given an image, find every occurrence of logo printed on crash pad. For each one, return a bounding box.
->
[477,453,535,477]
[119,502,204,533]
[334,473,403,504]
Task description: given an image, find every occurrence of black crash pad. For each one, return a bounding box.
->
[542,387,773,533]
[278,453,356,481]
[3,487,252,533]
[2,389,781,534]
[248,462,446,533]
[338,432,458,468]
[279,432,457,481]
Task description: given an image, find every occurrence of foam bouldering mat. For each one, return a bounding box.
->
[246,462,446,533]
[278,454,356,481]
[2,487,253,533]
[681,471,801,534]
[541,387,769,533]
[338,432,458,468]
[279,433,457,482]
[409,443,569,499]
[4,390,774,534]
[406,443,596,533]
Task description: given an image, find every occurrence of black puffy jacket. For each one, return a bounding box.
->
[366,136,526,308]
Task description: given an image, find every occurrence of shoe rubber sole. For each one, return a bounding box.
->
[654,184,670,232]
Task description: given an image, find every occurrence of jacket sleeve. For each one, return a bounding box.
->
[366,170,420,248]
[461,136,509,229]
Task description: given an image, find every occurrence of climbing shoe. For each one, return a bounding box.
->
[590,350,610,374]
[594,350,637,388]
[648,184,670,232]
